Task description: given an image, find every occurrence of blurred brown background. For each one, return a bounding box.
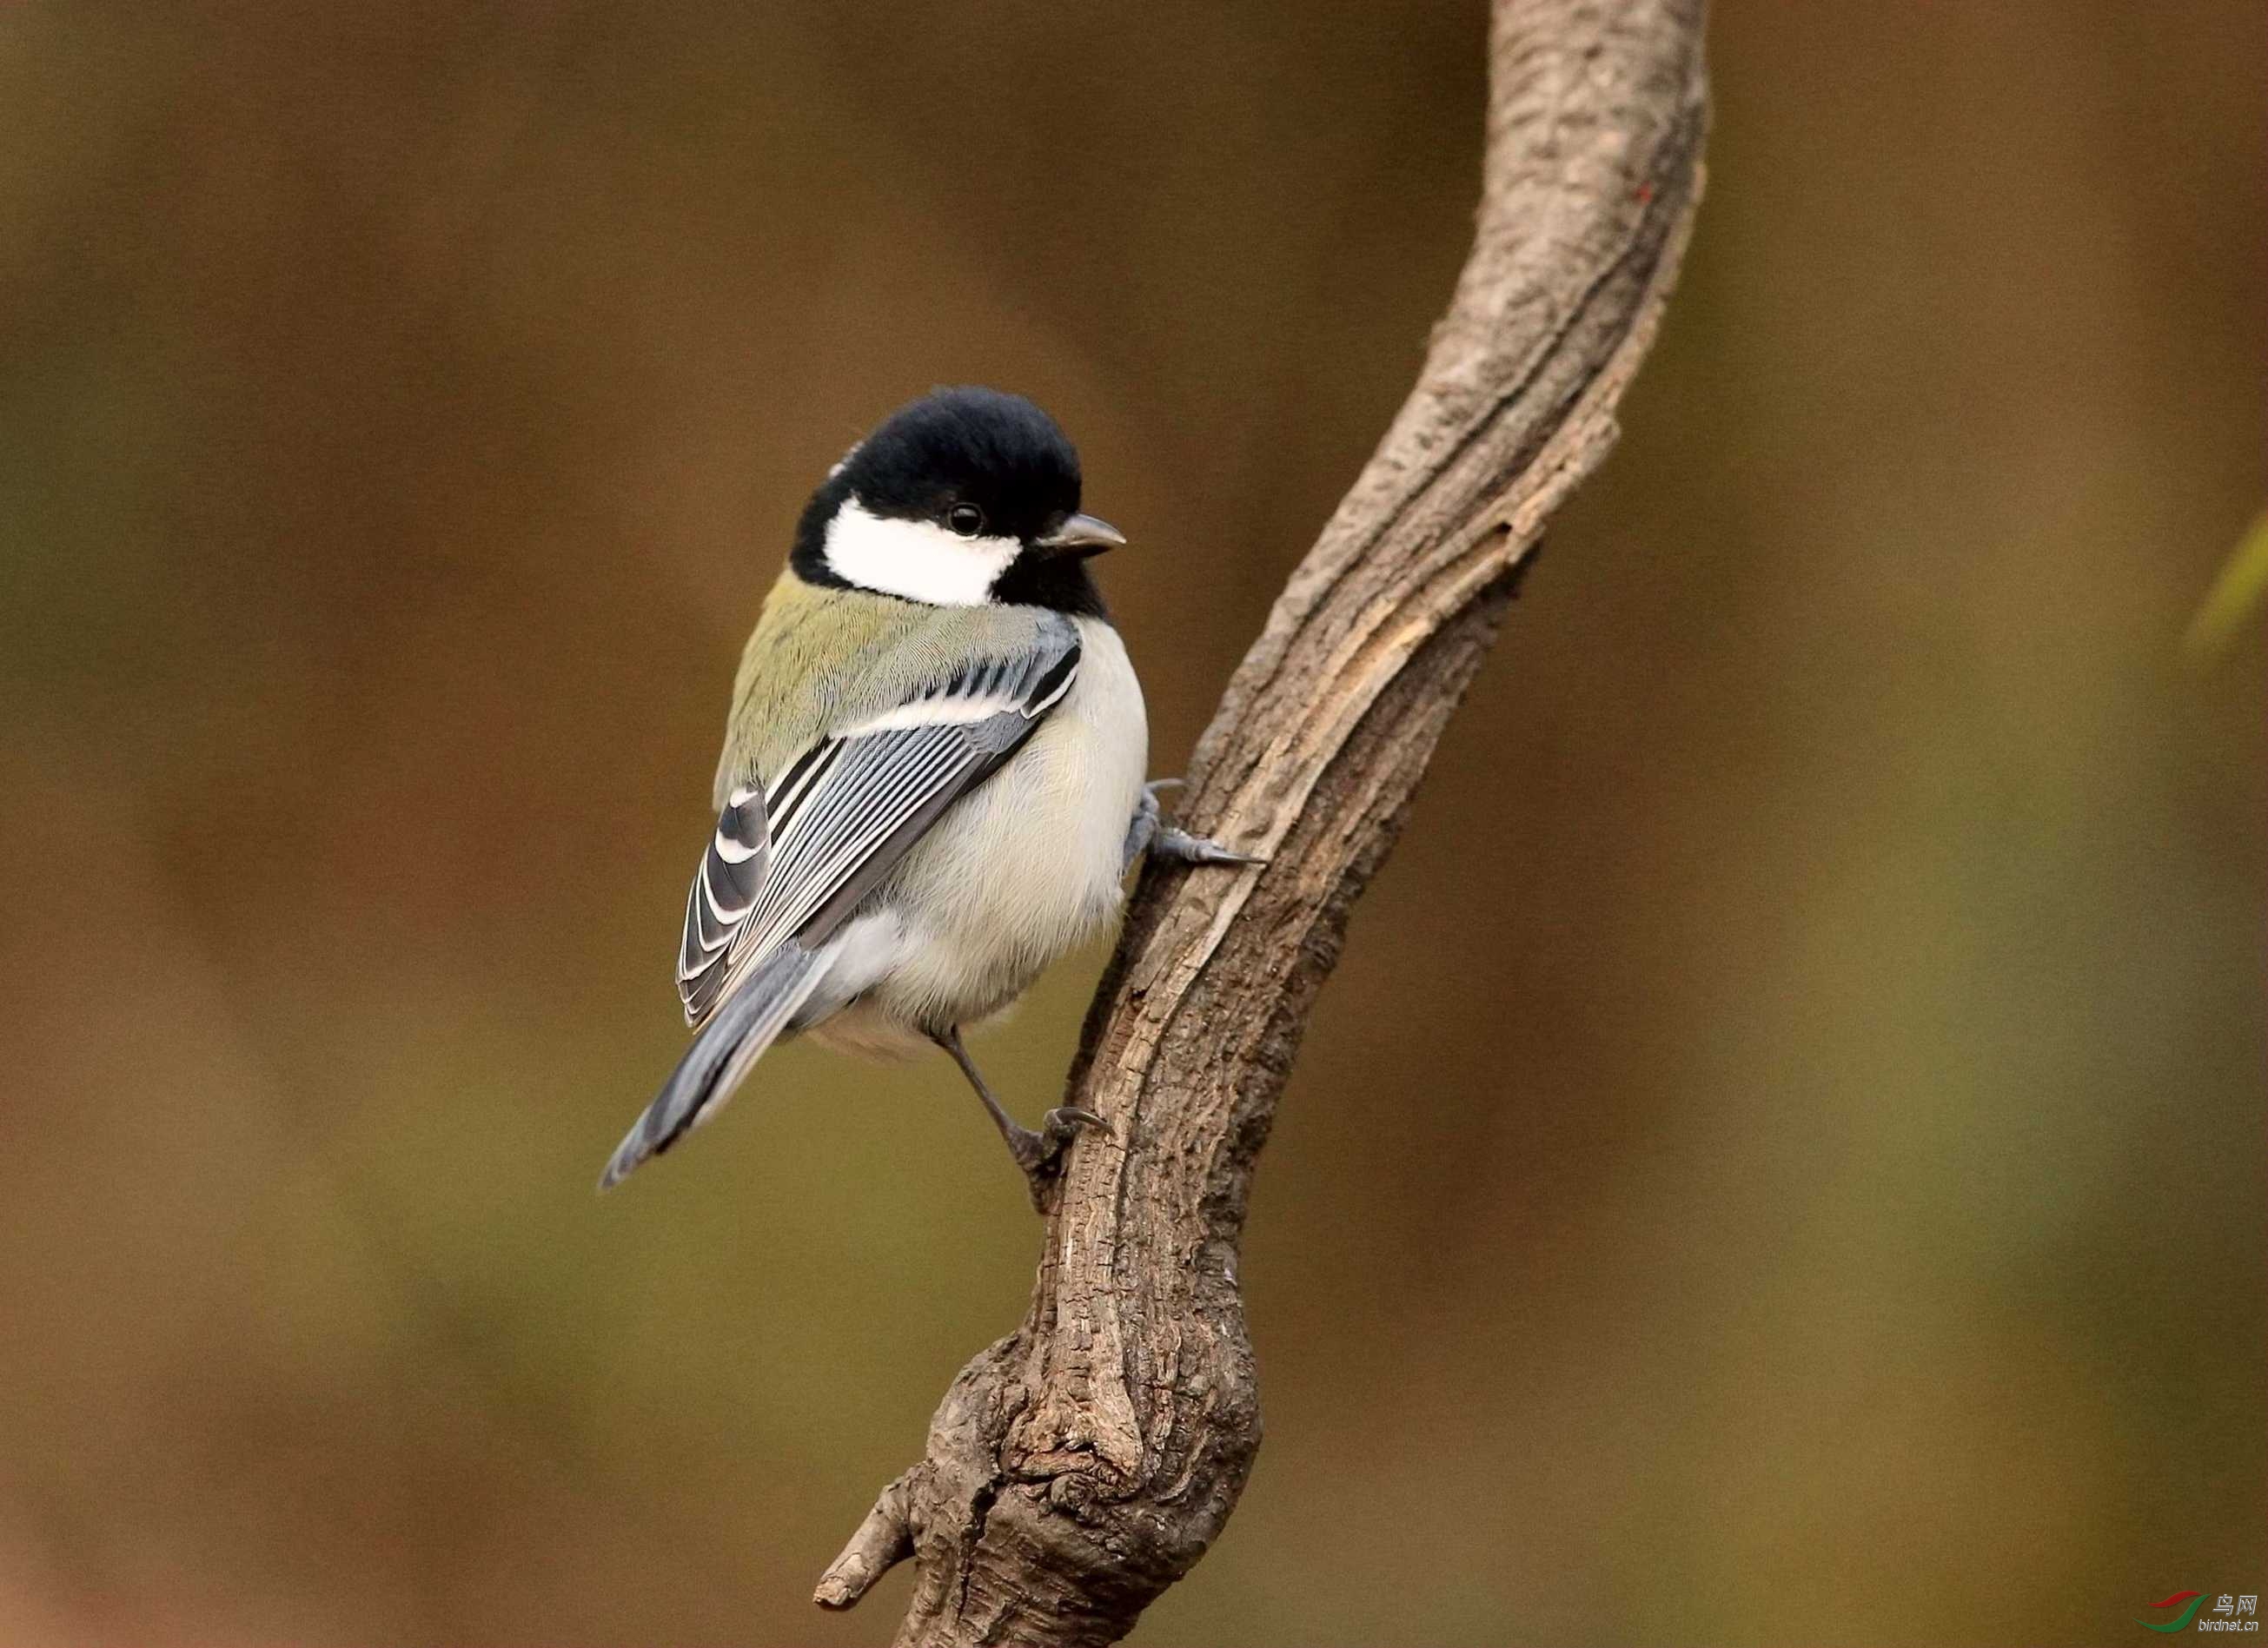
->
[1,3,2260,1645]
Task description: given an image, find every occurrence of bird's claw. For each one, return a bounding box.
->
[1005,1107,1112,1209]
[1151,824,1269,868]
[1127,779,1266,871]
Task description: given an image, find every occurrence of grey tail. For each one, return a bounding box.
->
[598,940,830,1190]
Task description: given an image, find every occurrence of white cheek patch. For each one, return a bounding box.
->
[823,496,1018,606]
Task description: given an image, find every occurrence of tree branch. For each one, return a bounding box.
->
[821,3,1708,1641]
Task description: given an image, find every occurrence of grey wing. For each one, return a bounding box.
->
[676,621,1081,1029]
[734,629,1080,972]
[677,781,771,1025]
[607,619,1082,1188]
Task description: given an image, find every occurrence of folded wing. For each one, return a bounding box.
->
[606,618,1083,1187]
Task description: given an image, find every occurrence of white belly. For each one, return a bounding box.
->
[806,617,1147,1058]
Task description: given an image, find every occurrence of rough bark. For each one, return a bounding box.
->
[817,3,1708,1641]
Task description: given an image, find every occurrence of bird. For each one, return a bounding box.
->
[599,387,1258,1201]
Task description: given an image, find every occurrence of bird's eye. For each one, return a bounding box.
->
[945,502,985,538]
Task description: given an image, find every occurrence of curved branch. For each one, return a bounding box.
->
[824,3,1708,1641]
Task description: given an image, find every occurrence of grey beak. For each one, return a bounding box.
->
[1037,512,1127,558]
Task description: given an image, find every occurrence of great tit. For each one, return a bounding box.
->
[600,387,1257,1198]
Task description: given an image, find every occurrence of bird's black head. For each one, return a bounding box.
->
[790,387,1122,618]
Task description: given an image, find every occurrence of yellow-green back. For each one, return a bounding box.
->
[711,568,1072,806]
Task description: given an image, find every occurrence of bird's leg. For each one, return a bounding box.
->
[930,1026,1105,1208]
[1126,778,1268,871]
[1121,782,1164,871]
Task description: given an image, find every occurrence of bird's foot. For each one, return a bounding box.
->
[1004,1107,1111,1209]
[1124,778,1268,871]
[1151,824,1268,868]
[933,1026,1114,1214]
